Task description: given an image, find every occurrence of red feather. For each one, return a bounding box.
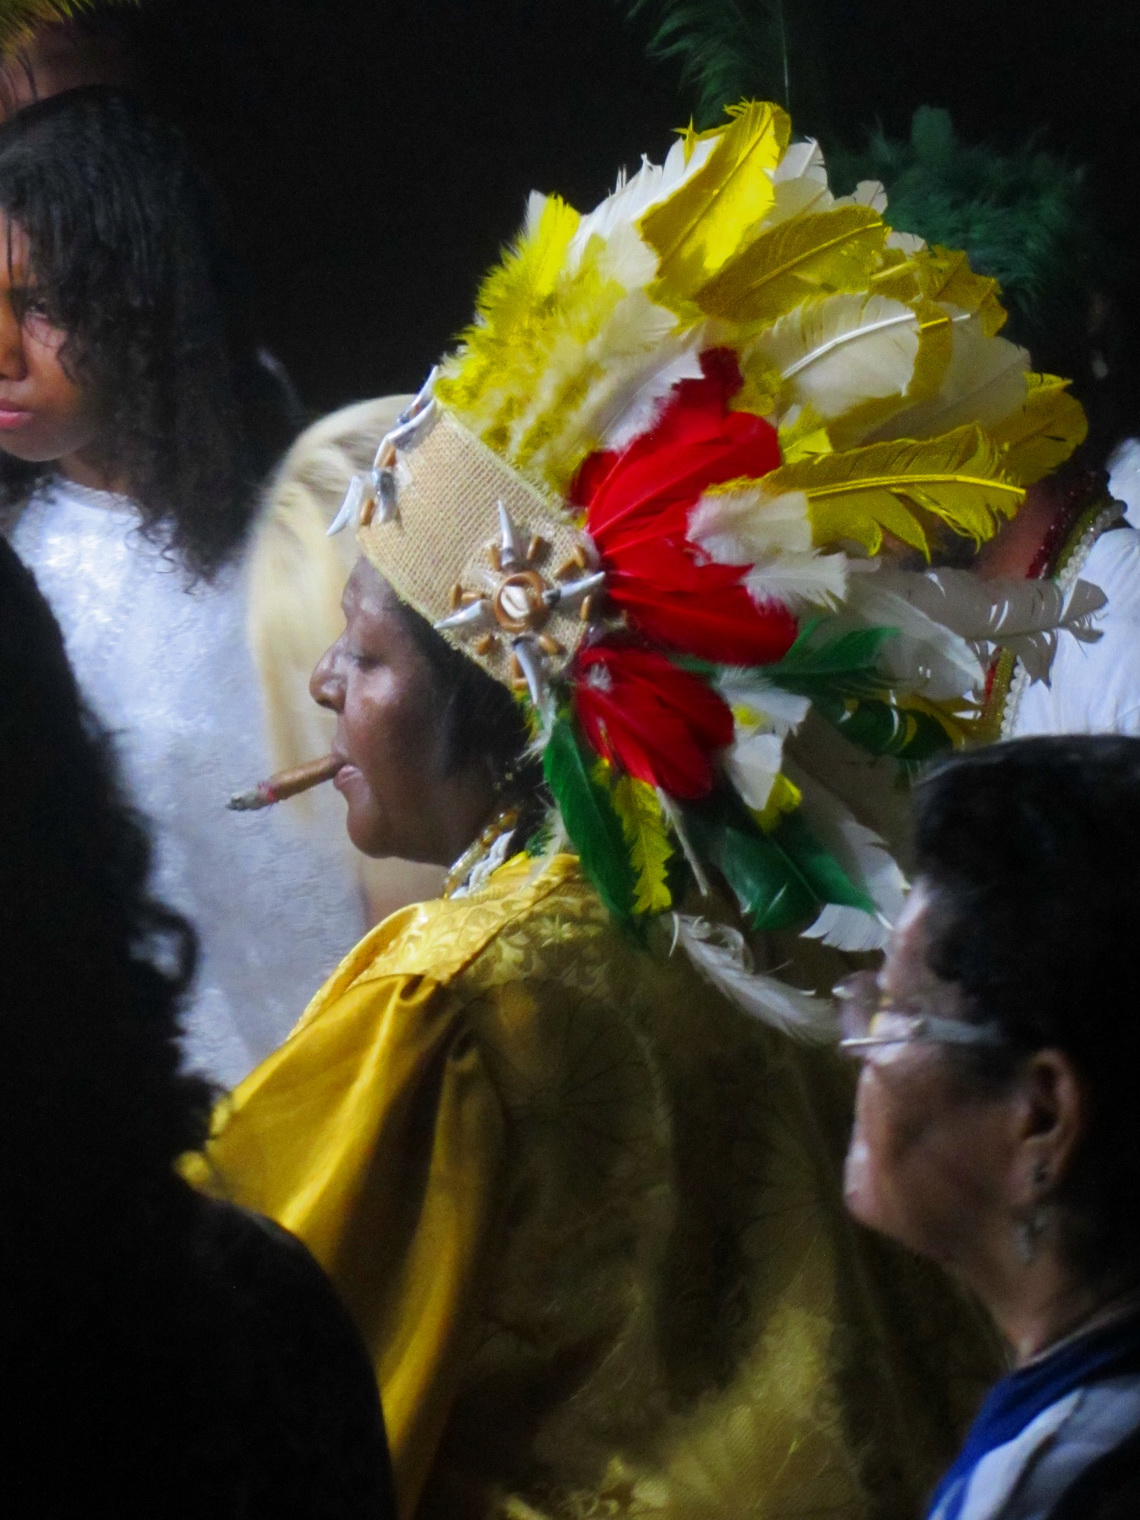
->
[572,642,734,799]
[573,350,793,665]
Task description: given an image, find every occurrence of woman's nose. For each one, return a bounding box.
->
[310,641,345,712]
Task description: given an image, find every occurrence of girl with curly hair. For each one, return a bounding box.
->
[0,86,374,1085]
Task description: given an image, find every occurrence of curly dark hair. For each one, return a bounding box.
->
[914,736,1140,1285]
[0,87,297,578]
[0,535,213,1272]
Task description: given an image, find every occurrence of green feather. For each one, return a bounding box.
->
[813,693,955,761]
[616,0,834,130]
[828,107,1114,374]
[684,790,812,930]
[767,810,876,912]
[762,621,896,700]
[543,717,637,920]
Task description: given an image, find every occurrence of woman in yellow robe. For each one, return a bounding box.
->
[193,549,997,1520]
[190,102,1092,1520]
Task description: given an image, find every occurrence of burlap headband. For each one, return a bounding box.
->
[356,408,602,697]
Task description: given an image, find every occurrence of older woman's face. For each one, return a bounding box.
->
[310,559,493,865]
[843,884,1017,1270]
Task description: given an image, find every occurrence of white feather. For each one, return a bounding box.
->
[843,569,986,701]
[804,905,890,952]
[886,228,926,254]
[743,551,849,611]
[690,485,813,557]
[601,335,706,451]
[763,173,834,226]
[672,915,836,1041]
[569,135,717,261]
[847,178,889,211]
[773,138,828,184]
[869,567,1107,686]
[657,789,711,898]
[717,670,812,736]
[876,314,1028,440]
[689,485,848,611]
[723,730,784,810]
[785,761,907,951]
[752,293,921,420]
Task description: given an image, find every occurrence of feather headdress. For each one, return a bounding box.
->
[336,102,1093,1034]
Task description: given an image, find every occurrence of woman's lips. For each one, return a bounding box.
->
[332,759,361,793]
[0,408,34,431]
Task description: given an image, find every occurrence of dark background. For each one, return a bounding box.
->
[120,0,1140,416]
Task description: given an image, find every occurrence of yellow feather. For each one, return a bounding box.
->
[875,319,1029,443]
[435,194,582,439]
[751,292,921,423]
[825,298,955,450]
[609,773,673,915]
[640,101,789,310]
[764,425,1023,556]
[916,246,1007,337]
[695,205,887,325]
[988,373,1088,487]
[753,773,803,833]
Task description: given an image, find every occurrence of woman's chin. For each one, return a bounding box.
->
[342,798,394,859]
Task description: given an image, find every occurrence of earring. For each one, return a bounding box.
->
[1016,1162,1052,1264]
[1016,1211,1048,1265]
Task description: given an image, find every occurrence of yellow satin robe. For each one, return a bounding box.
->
[188,854,997,1520]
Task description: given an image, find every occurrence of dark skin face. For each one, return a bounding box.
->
[311,558,497,866]
[0,212,113,489]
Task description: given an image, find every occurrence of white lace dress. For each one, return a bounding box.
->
[11,478,367,1088]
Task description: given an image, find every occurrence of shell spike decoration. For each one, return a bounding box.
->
[350,101,1091,1034]
[497,501,526,569]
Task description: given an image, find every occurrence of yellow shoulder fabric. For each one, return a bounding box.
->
[189,855,998,1520]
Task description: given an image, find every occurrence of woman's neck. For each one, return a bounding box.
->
[974,478,1067,582]
[986,1258,1140,1367]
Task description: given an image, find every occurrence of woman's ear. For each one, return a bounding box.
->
[1009,1050,1087,1209]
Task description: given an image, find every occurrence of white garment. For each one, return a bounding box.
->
[1108,437,1140,529]
[11,479,367,1088]
[1010,527,1140,738]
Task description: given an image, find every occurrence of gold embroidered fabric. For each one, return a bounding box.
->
[187,855,997,1520]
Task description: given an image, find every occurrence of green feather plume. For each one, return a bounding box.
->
[543,716,638,920]
[761,620,895,699]
[685,788,871,931]
[759,622,956,759]
[616,0,829,129]
[829,107,1114,377]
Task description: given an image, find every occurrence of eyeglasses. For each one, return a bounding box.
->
[834,971,1007,1055]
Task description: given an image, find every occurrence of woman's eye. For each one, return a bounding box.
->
[348,648,379,669]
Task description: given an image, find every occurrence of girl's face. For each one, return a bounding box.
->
[0,212,100,466]
[310,558,496,867]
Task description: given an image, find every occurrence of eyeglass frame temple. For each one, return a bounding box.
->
[838,1013,1008,1051]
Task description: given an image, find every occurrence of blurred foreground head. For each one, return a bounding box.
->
[0,536,210,1259]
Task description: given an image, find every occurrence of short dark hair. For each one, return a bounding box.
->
[0,536,212,1270]
[394,598,546,817]
[913,735,1140,1280]
[0,88,296,577]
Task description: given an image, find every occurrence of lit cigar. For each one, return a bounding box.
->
[228,754,343,812]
